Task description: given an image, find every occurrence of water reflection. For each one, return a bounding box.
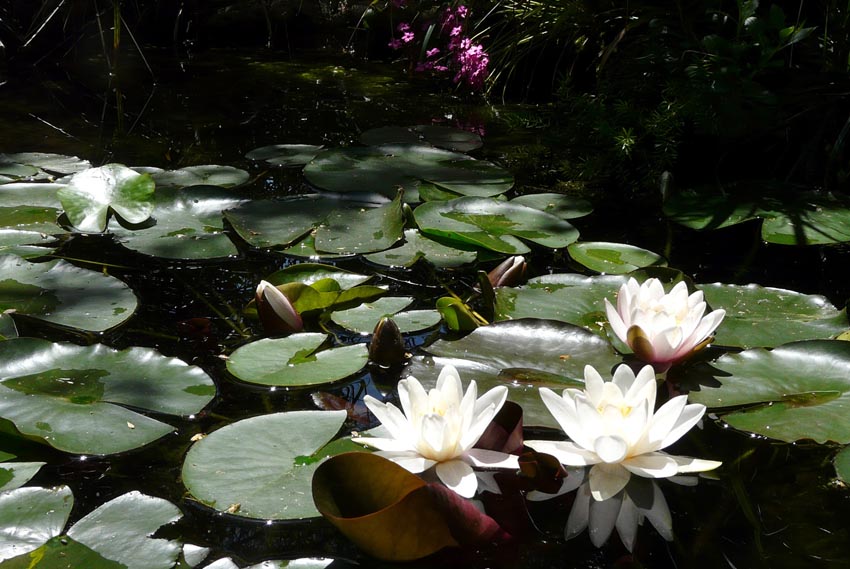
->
[528,467,700,551]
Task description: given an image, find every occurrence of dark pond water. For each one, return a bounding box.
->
[2,47,850,568]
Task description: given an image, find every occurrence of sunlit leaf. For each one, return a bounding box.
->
[0,461,45,491]
[1,153,91,175]
[245,144,325,167]
[364,229,477,268]
[264,263,371,289]
[58,164,155,232]
[510,193,593,220]
[182,410,347,519]
[0,486,73,562]
[135,165,249,189]
[567,242,666,274]
[315,192,404,254]
[331,297,441,334]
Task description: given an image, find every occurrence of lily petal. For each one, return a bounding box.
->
[436,459,477,498]
[589,462,631,501]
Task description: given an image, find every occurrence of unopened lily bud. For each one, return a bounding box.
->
[368,316,406,367]
[255,280,303,334]
[488,256,527,288]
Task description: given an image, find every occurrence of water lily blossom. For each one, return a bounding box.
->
[605,278,726,370]
[255,280,303,334]
[525,364,721,501]
[352,365,519,498]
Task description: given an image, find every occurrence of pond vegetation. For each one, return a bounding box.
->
[3,1,850,568]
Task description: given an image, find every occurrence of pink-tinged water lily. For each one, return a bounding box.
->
[525,364,721,501]
[605,278,726,370]
[352,365,519,498]
[255,280,303,334]
[487,256,527,288]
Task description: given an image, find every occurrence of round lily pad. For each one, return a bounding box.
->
[0,182,67,234]
[58,164,155,232]
[510,193,594,220]
[134,165,250,189]
[0,152,91,175]
[0,161,40,184]
[699,283,847,348]
[0,460,45,492]
[227,334,369,387]
[567,242,667,274]
[364,229,478,268]
[415,196,580,254]
[109,185,248,260]
[245,144,325,167]
[182,410,347,519]
[0,229,56,258]
[0,338,216,454]
[0,254,137,332]
[835,446,850,483]
[264,263,371,289]
[304,144,513,202]
[686,340,850,443]
[0,485,73,562]
[330,296,441,334]
[415,318,623,427]
[359,125,483,152]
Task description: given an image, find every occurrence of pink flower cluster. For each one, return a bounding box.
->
[386,2,489,91]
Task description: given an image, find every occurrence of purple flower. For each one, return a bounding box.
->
[402,31,415,43]
[456,5,469,18]
[397,22,410,32]
[426,47,440,58]
[388,38,403,50]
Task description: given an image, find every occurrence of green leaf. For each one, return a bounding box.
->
[834,446,850,483]
[415,196,579,254]
[245,144,324,167]
[58,164,155,232]
[567,242,666,274]
[110,185,247,259]
[0,230,57,259]
[0,313,17,340]
[182,410,347,519]
[0,485,73,562]
[67,491,182,569]
[435,297,480,332]
[686,340,850,443]
[415,318,622,427]
[0,182,67,234]
[304,144,512,202]
[264,263,371,289]
[510,193,593,220]
[135,165,249,189]
[314,192,404,254]
[0,338,215,454]
[0,153,91,175]
[0,254,137,332]
[1,536,125,569]
[331,297,441,334]
[227,334,368,387]
[364,229,477,268]
[0,461,45,491]
[359,125,483,153]
[700,283,847,348]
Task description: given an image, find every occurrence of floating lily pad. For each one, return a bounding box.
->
[330,297,441,334]
[58,164,155,232]
[364,229,477,268]
[686,340,850,443]
[182,410,347,519]
[135,165,250,189]
[359,125,483,152]
[279,233,351,260]
[415,196,580,254]
[227,334,368,387]
[0,338,215,454]
[0,485,73,562]
[413,318,623,427]
[0,313,17,339]
[0,161,40,184]
[0,488,182,569]
[510,193,594,220]
[0,230,56,258]
[567,242,667,274]
[314,192,404,255]
[494,273,628,334]
[0,460,45,491]
[304,144,512,202]
[245,144,325,166]
[834,446,850,483]
[1,153,91,175]
[664,184,850,245]
[264,263,371,289]
[699,283,847,348]
[0,182,66,234]
[109,185,248,259]
[0,254,137,332]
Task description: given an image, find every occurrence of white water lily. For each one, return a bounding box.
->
[605,278,725,370]
[525,364,721,501]
[352,365,519,498]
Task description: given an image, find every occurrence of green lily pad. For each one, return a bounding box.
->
[0,161,40,184]
[135,165,249,189]
[0,485,73,562]
[414,318,623,427]
[264,263,371,289]
[664,184,850,245]
[0,337,215,454]
[567,242,667,274]
[0,313,17,339]
[510,193,594,220]
[280,233,351,260]
[494,273,628,334]
[227,334,368,387]
[330,297,441,334]
[834,446,850,483]
[58,164,155,232]
[0,488,182,569]
[1,153,91,175]
[245,144,325,166]
[0,182,66,234]
[364,229,478,268]
[182,410,347,519]
[0,230,56,259]
[687,340,850,443]
[304,144,512,202]
[415,196,580,254]
[699,283,847,348]
[314,192,404,255]
[0,461,45,492]
[0,254,137,332]
[359,125,483,153]
[109,185,248,259]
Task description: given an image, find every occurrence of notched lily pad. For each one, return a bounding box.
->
[567,242,666,274]
[510,193,593,220]
[227,334,369,387]
[330,297,441,334]
[0,338,215,454]
[182,410,347,519]
[364,229,478,268]
[135,165,249,189]
[59,164,155,232]
[245,144,325,167]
